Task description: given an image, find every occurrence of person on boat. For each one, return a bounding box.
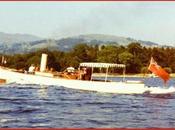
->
[60,67,79,79]
[49,67,54,73]
[78,67,86,80]
[28,64,35,74]
[84,67,92,80]
[78,67,92,80]
[35,65,40,72]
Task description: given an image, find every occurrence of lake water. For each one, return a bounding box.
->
[0,77,175,128]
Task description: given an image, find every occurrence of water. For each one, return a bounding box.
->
[0,77,175,128]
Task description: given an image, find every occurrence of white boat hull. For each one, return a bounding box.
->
[0,67,175,95]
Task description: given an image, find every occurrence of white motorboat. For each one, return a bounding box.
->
[0,61,175,95]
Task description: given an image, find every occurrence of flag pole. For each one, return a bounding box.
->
[148,57,170,87]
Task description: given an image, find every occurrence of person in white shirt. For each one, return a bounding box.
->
[28,64,35,74]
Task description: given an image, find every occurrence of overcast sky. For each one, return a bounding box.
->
[0,2,175,45]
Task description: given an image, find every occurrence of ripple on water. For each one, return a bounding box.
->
[0,78,175,128]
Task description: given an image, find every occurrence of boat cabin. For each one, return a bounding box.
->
[79,62,126,82]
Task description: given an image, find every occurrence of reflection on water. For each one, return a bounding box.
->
[37,85,48,99]
[142,97,174,127]
[0,77,175,128]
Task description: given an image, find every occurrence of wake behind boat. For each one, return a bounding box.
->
[0,54,175,95]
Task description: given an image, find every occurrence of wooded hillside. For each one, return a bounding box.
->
[1,42,174,74]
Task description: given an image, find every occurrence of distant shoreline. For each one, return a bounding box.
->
[92,73,175,78]
[92,73,148,78]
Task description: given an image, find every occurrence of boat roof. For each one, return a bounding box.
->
[80,62,126,68]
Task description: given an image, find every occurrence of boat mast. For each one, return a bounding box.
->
[105,67,109,82]
[1,56,6,66]
[1,56,4,65]
[123,66,126,82]
[90,67,94,81]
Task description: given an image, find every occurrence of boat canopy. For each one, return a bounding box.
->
[80,62,125,68]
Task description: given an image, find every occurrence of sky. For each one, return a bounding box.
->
[0,2,175,45]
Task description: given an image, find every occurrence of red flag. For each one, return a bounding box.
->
[148,57,170,83]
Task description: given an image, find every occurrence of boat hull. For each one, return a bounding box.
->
[0,67,175,95]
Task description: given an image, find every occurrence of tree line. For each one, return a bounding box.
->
[1,42,175,74]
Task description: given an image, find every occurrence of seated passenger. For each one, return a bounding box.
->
[79,67,90,80]
[84,67,92,80]
[28,64,35,74]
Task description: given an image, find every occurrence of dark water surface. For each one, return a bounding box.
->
[0,77,175,128]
